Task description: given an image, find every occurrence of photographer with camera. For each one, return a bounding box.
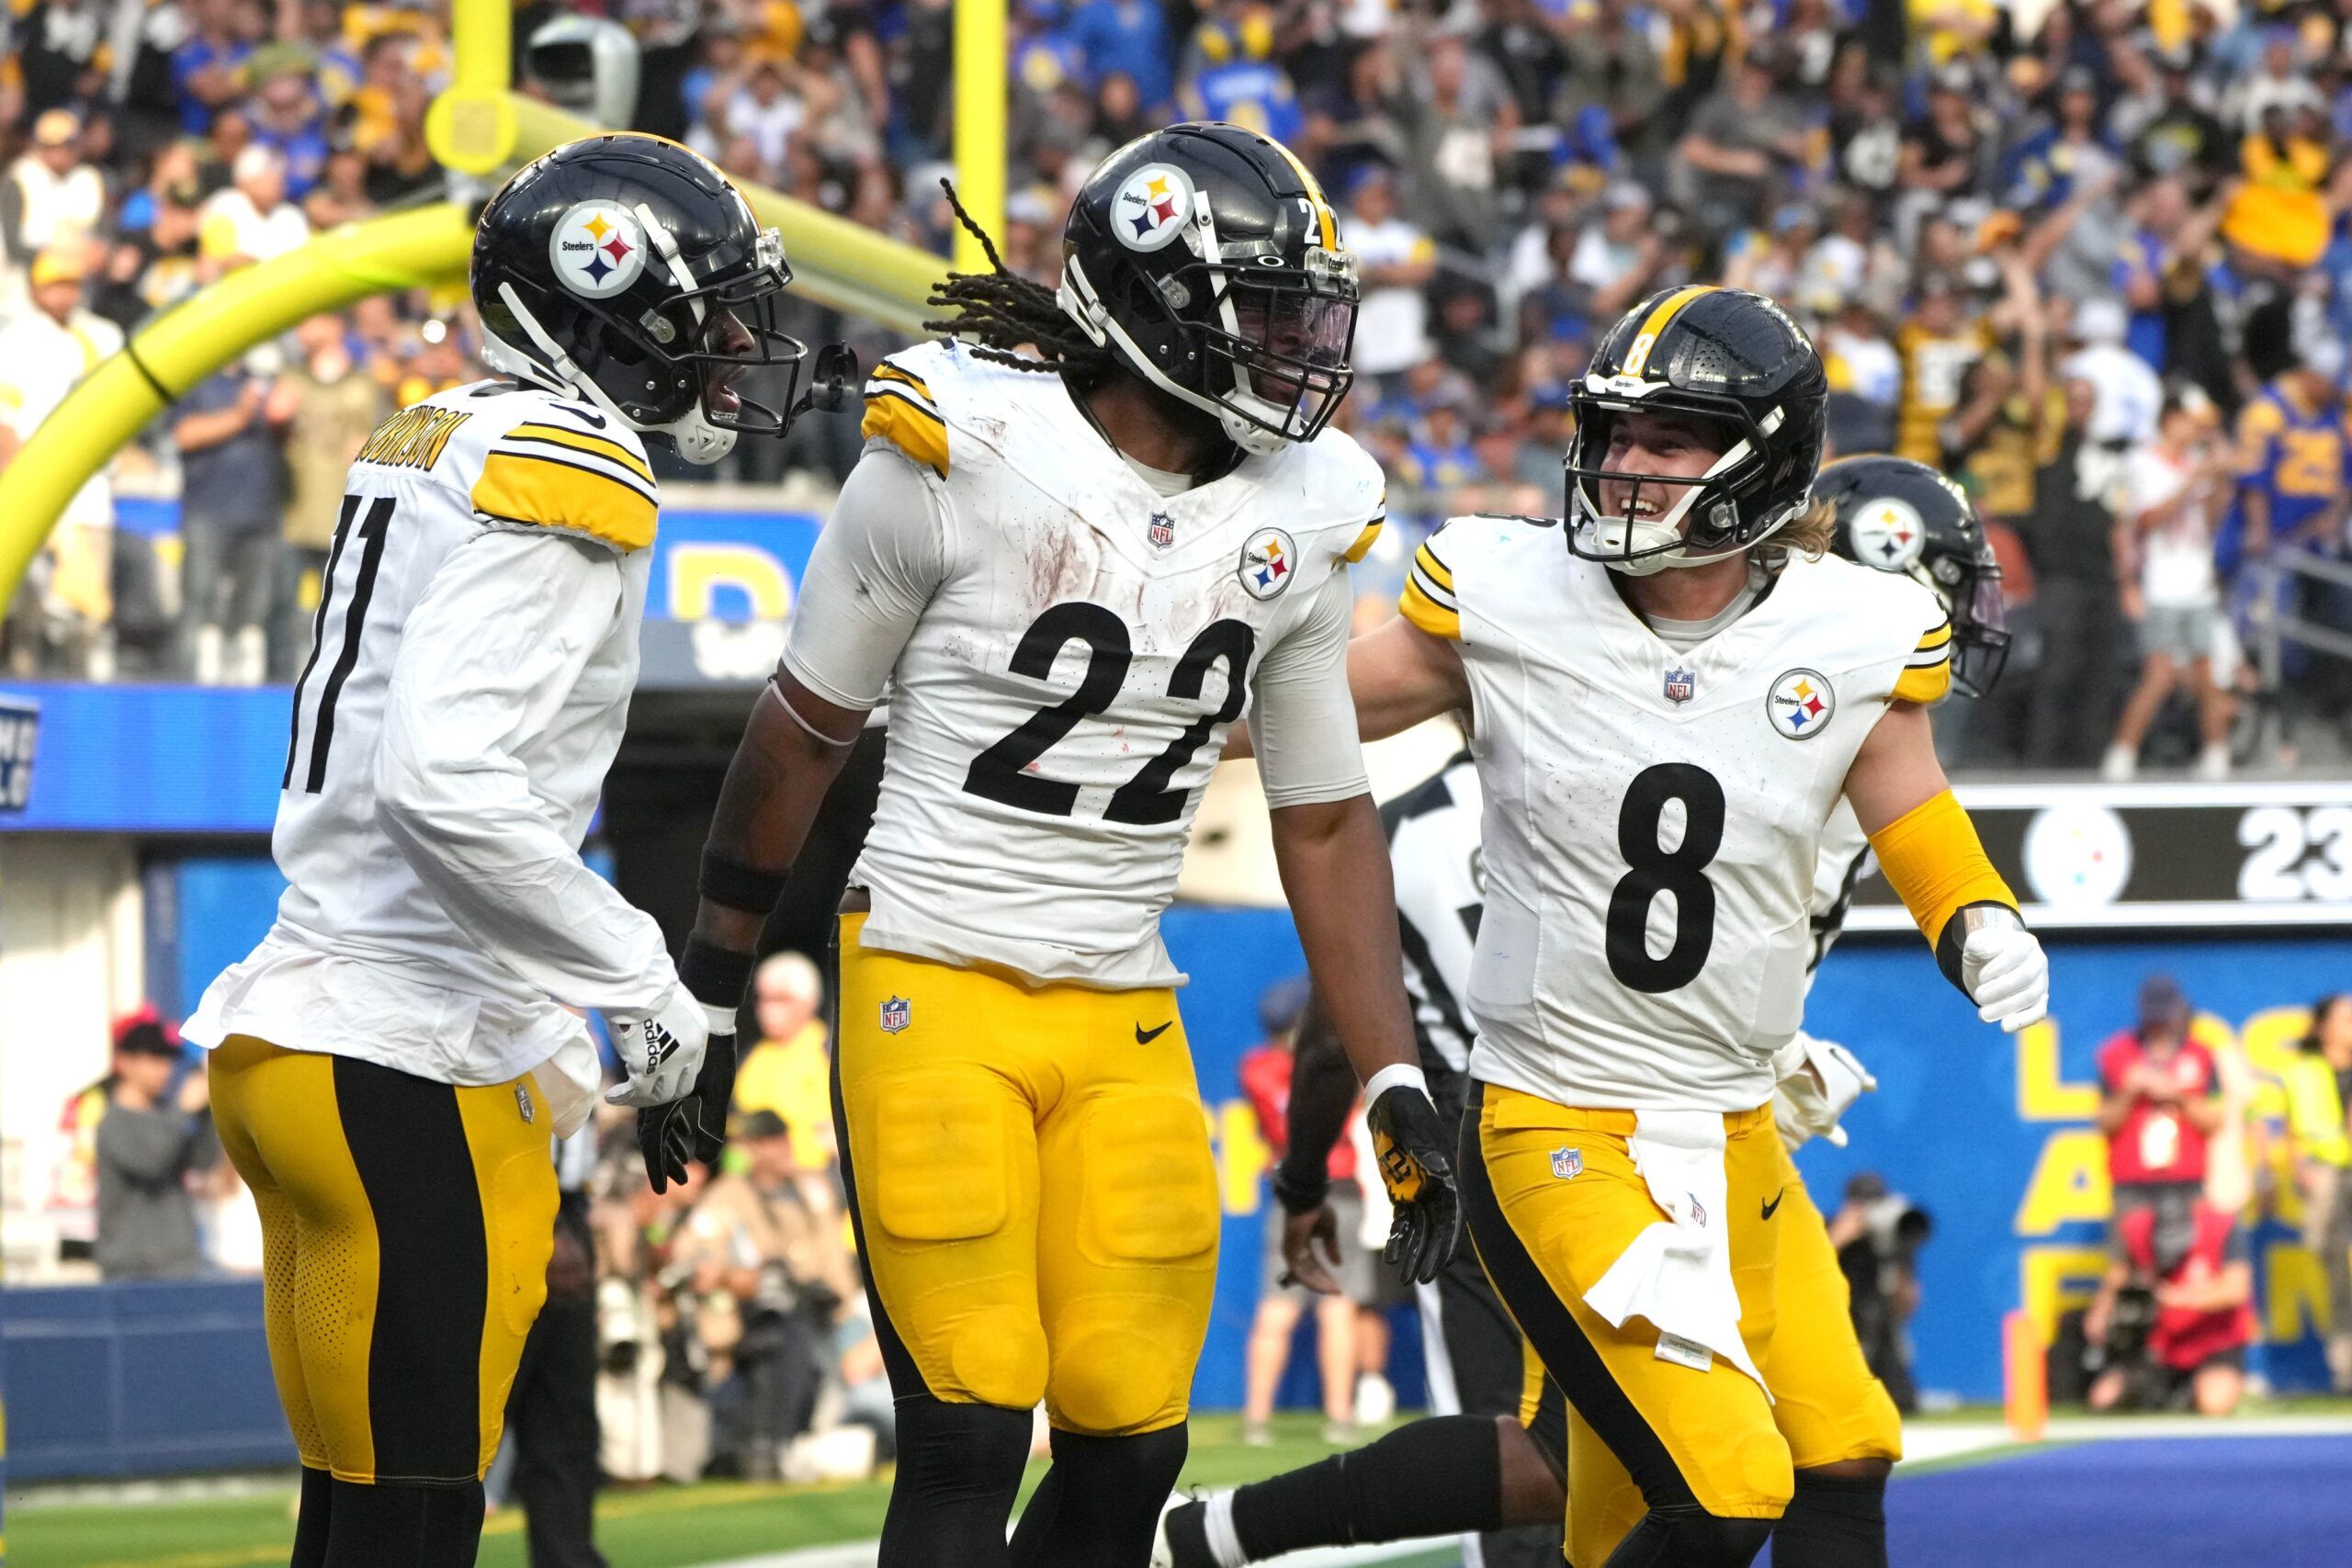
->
[673,1110,858,1481]
[1826,1171,1933,1412]
[2082,1188,2252,1416]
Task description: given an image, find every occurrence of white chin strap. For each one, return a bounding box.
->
[1573,436,1757,576]
[1057,251,1294,457]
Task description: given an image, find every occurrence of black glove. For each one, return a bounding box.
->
[1365,1082,1462,1284]
[638,1027,737,1195]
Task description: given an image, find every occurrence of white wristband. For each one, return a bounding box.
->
[1363,1062,1430,1105]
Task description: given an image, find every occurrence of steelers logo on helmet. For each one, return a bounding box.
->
[1238,526,1296,600]
[1850,496,1928,572]
[549,200,649,299]
[1766,668,1836,739]
[1113,163,1197,253]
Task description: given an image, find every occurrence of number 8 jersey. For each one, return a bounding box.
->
[785,340,1386,989]
[1399,513,1951,1112]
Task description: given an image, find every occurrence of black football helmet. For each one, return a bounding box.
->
[1566,286,1828,574]
[1057,122,1358,454]
[473,134,808,464]
[1819,455,2011,698]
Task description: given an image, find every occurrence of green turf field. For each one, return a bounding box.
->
[6,1416,1458,1568]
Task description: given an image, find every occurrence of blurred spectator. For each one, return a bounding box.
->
[1345,164,1436,387]
[1677,53,1811,247]
[2285,993,2352,1394]
[1827,1171,1930,1413]
[2098,976,2222,1218]
[277,312,386,680]
[2018,378,2126,768]
[94,1009,221,1281]
[198,144,311,270]
[2060,297,2164,450]
[246,46,334,200]
[0,244,123,679]
[1238,975,1360,1447]
[1569,182,1670,324]
[172,353,292,685]
[1,110,111,313]
[673,1111,858,1481]
[734,951,835,1172]
[2107,391,2233,780]
[2083,1188,2252,1416]
[1894,271,1993,467]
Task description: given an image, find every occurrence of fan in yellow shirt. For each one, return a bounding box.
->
[732,951,836,1173]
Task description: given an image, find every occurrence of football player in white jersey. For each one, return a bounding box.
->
[1160,461,2011,1568]
[674,124,1460,1566]
[182,136,827,1568]
[1312,287,2049,1567]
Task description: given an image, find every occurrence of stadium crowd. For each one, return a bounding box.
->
[9,0,2352,771]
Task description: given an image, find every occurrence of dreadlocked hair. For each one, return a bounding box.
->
[922,180,1116,379]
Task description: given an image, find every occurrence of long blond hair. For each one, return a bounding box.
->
[1770,496,1837,562]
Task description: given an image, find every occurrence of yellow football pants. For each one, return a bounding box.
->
[833,914,1220,1436]
[208,1034,556,1485]
[1466,1081,1900,1563]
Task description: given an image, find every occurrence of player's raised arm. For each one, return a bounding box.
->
[650,446,948,1187]
[376,525,715,1108]
[1843,700,2049,1032]
[1255,568,1460,1282]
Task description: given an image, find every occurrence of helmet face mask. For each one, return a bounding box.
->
[1566,287,1827,575]
[1057,123,1360,455]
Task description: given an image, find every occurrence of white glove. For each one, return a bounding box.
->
[601,980,712,1109]
[1962,921,2049,1032]
[1772,1032,1878,1151]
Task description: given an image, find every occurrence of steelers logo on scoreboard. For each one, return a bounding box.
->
[1767,668,1836,739]
[1114,164,1196,253]
[550,201,649,299]
[1850,496,1927,571]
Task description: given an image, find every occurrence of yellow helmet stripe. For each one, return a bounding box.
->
[1265,139,1339,251]
[1621,284,1718,378]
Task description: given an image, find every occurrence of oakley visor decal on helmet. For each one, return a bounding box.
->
[1566,285,1828,574]
[474,134,813,464]
[1819,455,2012,698]
[1057,121,1358,455]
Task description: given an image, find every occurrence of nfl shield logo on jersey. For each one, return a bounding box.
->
[1551,1146,1582,1179]
[1663,667,1695,705]
[1148,512,1176,550]
[1238,527,1296,600]
[879,995,912,1033]
[1767,668,1835,739]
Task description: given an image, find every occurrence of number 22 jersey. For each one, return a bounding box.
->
[1399,515,1951,1112]
[784,340,1386,990]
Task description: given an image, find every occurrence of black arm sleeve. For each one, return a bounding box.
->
[1274,987,1360,1213]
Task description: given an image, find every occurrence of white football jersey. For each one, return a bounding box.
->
[786,341,1385,988]
[1400,516,1951,1111]
[1806,799,1871,982]
[186,381,673,1090]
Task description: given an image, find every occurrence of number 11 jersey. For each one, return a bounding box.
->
[1398,514,1951,1112]
[785,340,1386,990]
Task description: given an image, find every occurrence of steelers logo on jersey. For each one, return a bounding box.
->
[1114,164,1196,253]
[1767,668,1836,739]
[549,201,649,299]
[1238,527,1297,599]
[1849,496,1927,572]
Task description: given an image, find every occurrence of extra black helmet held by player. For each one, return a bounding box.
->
[1057,122,1359,455]
[1818,455,2012,698]
[1566,285,1828,574]
[473,134,809,465]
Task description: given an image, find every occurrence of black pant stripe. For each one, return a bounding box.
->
[1458,1080,1699,1517]
[827,924,929,1403]
[334,1055,488,1484]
